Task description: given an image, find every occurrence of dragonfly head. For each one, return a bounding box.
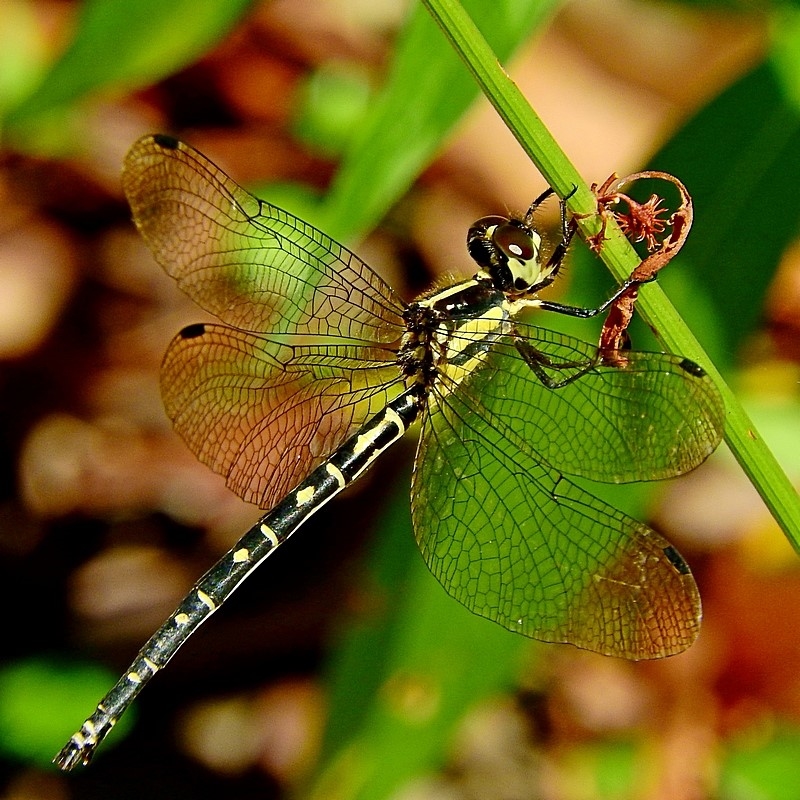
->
[467,214,549,295]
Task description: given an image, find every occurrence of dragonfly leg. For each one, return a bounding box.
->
[514,338,599,389]
[536,271,655,320]
[541,188,578,282]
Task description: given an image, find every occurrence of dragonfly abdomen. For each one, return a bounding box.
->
[54,385,422,770]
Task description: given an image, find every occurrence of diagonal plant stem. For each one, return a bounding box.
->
[422,0,800,552]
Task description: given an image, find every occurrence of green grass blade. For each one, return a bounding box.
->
[651,64,800,367]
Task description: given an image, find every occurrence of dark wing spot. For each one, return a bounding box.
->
[663,545,691,575]
[153,134,180,150]
[180,323,207,339]
[678,358,707,379]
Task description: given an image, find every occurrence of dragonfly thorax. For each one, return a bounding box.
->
[399,279,511,392]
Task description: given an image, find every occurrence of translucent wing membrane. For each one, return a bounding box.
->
[410,323,723,658]
[122,135,406,343]
[412,378,703,659]
[448,323,725,484]
[162,323,403,508]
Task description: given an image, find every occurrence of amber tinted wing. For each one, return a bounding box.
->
[162,323,403,508]
[122,135,405,343]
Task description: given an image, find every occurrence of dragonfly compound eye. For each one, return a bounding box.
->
[467,215,509,269]
[492,220,542,292]
[467,216,542,293]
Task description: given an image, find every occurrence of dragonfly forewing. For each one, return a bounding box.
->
[123,135,406,342]
[446,324,724,484]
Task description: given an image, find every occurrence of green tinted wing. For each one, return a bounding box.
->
[411,382,701,659]
[447,324,724,484]
[162,323,402,508]
[123,135,405,343]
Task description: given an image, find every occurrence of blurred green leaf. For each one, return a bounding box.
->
[650,56,800,369]
[771,6,800,111]
[668,0,800,8]
[309,480,528,800]
[0,658,132,766]
[594,740,636,798]
[320,0,560,241]
[743,392,800,476]
[0,0,49,117]
[721,724,800,800]
[293,61,374,157]
[5,0,254,149]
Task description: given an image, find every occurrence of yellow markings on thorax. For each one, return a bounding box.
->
[504,294,542,316]
[444,304,506,359]
[417,279,478,308]
[438,304,508,392]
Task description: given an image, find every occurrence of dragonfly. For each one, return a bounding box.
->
[55,134,724,770]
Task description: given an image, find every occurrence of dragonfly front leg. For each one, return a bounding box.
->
[534,268,657,320]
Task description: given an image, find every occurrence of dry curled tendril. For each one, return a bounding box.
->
[583,171,693,364]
